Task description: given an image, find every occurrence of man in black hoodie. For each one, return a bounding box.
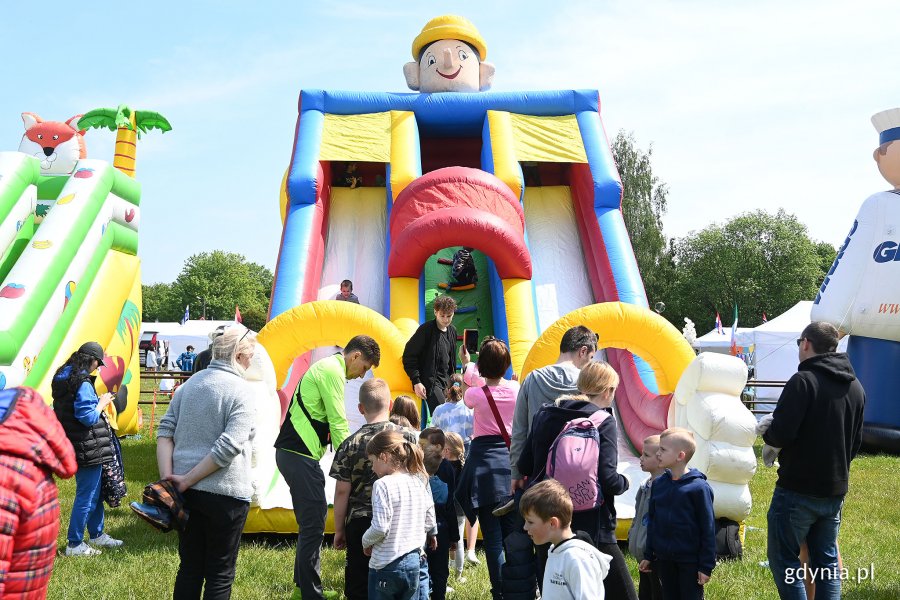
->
[763,321,865,600]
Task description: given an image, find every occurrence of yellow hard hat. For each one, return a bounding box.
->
[411,15,487,60]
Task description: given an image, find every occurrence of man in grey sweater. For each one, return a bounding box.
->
[509,326,598,491]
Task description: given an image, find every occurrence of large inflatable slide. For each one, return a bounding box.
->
[0,110,160,433]
[250,15,758,535]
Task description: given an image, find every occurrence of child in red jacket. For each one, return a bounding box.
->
[0,386,77,599]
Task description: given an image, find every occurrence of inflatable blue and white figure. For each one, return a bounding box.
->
[812,107,900,454]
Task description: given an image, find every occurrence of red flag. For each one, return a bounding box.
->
[235,305,243,324]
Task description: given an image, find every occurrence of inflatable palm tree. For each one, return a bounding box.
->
[78,105,172,177]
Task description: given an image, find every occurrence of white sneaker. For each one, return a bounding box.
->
[90,533,123,548]
[66,543,101,556]
[466,551,480,565]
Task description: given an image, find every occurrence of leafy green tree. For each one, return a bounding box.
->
[239,305,268,333]
[668,209,823,330]
[814,241,838,287]
[141,282,176,322]
[612,131,674,307]
[169,251,273,324]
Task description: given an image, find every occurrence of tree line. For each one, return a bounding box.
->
[142,251,273,332]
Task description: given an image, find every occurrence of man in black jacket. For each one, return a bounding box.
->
[402,295,458,418]
[763,321,865,599]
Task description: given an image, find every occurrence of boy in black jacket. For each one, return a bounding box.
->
[640,427,715,600]
[402,295,458,417]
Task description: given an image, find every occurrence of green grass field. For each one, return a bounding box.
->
[47,419,900,599]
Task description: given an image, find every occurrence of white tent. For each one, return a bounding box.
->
[141,320,236,370]
[693,327,754,354]
[692,302,830,411]
[752,302,814,400]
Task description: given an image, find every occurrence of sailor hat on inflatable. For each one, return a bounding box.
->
[872,107,900,145]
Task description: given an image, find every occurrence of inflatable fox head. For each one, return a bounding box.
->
[18,112,87,175]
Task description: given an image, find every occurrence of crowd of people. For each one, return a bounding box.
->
[0,299,867,600]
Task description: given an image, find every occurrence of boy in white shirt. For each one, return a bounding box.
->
[521,479,612,600]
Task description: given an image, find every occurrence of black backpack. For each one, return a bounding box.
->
[715,518,743,560]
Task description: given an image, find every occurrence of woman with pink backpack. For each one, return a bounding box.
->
[517,361,637,600]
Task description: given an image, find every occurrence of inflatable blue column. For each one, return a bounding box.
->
[847,336,900,452]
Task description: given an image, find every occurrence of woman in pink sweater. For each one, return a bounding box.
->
[455,338,519,600]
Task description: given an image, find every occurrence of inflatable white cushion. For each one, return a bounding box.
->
[670,353,757,521]
[673,351,748,399]
[708,481,753,523]
[691,440,757,485]
[685,392,758,445]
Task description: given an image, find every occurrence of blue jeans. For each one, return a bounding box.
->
[68,464,104,545]
[368,549,420,600]
[477,503,516,600]
[416,552,430,600]
[767,486,843,600]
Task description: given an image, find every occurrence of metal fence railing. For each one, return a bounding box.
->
[742,380,786,415]
[139,370,192,436]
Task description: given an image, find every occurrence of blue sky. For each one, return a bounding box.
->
[1,0,897,284]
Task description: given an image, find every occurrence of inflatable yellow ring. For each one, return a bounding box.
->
[521,302,695,394]
[257,300,411,391]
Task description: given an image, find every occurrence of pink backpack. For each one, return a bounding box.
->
[546,410,609,512]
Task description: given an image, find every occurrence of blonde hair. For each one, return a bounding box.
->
[445,432,465,464]
[660,427,697,461]
[577,361,619,396]
[359,378,390,414]
[212,326,256,374]
[391,395,420,430]
[643,434,661,449]
[366,429,426,479]
[519,479,573,528]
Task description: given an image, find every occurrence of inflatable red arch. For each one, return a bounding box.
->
[387,168,532,279]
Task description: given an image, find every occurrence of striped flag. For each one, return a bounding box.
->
[762,312,768,323]
[730,304,739,355]
[180,305,189,325]
[715,312,724,335]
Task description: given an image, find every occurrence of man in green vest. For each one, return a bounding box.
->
[274,335,381,600]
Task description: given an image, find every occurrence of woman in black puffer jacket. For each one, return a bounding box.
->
[52,341,122,556]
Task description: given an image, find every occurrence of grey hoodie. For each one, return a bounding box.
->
[510,362,580,479]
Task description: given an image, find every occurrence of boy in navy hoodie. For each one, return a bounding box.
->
[639,428,715,600]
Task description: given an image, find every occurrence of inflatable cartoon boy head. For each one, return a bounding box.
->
[18,113,87,176]
[873,108,900,189]
[404,15,495,93]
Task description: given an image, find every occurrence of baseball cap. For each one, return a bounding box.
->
[78,341,105,366]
